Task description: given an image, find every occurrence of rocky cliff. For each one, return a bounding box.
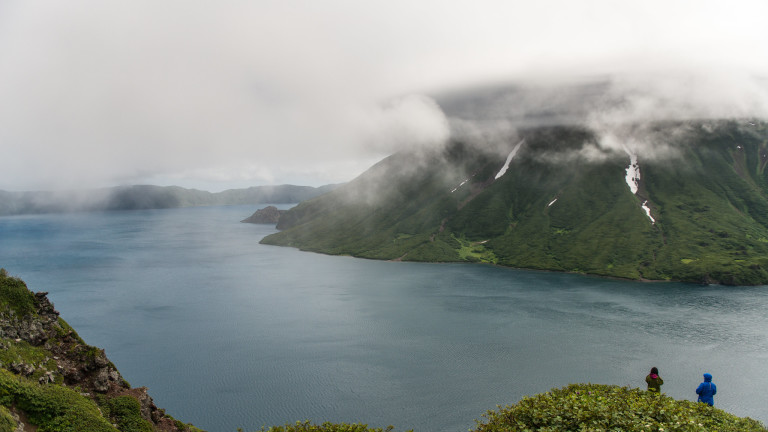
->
[0,268,203,432]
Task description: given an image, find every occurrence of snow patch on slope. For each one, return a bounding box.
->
[494,139,526,180]
[642,200,655,224]
[450,179,469,193]
[625,151,640,194]
[623,146,654,225]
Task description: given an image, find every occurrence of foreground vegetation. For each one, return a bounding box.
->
[242,421,409,432]
[474,384,766,432]
[0,368,118,432]
[246,384,765,432]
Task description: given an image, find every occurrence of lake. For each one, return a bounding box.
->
[0,205,766,431]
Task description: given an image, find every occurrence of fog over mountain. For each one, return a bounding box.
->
[436,75,768,155]
[0,184,338,216]
[1,1,767,192]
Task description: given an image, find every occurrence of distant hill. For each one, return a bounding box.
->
[0,184,339,216]
[261,119,768,285]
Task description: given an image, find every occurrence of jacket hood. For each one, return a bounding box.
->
[703,373,712,382]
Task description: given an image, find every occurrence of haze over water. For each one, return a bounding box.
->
[1,205,766,431]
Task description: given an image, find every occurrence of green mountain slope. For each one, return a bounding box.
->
[262,120,768,285]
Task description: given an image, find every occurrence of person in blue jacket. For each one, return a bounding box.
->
[696,373,717,406]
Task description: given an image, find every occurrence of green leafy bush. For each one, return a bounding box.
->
[244,421,410,432]
[0,369,117,432]
[0,269,36,317]
[0,405,15,432]
[106,396,153,432]
[473,383,767,432]
[167,415,206,432]
[0,339,59,383]
[55,317,87,344]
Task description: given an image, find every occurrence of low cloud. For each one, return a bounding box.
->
[360,95,450,154]
[586,72,768,161]
[1,1,766,191]
[439,72,768,165]
[0,1,450,192]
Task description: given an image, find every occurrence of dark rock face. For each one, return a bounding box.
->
[241,205,285,224]
[0,291,124,394]
[0,292,58,344]
[0,289,192,431]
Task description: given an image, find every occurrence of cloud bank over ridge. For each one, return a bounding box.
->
[1,0,767,191]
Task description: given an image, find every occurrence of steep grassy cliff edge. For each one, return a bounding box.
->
[0,269,204,432]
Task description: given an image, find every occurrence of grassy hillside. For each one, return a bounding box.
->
[262,120,768,285]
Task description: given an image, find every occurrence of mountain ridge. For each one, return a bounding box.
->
[262,119,768,285]
[0,184,339,216]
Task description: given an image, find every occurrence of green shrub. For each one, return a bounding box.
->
[473,383,767,432]
[0,405,15,432]
[0,269,36,317]
[167,414,206,432]
[0,338,50,366]
[0,338,59,383]
[55,318,87,345]
[106,396,153,432]
[245,420,410,432]
[0,369,117,432]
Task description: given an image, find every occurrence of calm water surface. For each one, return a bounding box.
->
[1,205,766,431]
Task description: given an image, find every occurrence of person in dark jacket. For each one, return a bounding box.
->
[645,367,664,393]
[696,373,717,406]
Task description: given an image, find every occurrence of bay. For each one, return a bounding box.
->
[0,205,766,431]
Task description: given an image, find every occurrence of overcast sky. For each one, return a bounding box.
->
[1,1,767,192]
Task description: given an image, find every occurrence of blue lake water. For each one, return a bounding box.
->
[0,205,767,431]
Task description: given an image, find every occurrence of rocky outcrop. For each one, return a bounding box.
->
[0,292,58,344]
[0,277,200,431]
[0,291,124,394]
[241,205,285,224]
[112,386,185,431]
